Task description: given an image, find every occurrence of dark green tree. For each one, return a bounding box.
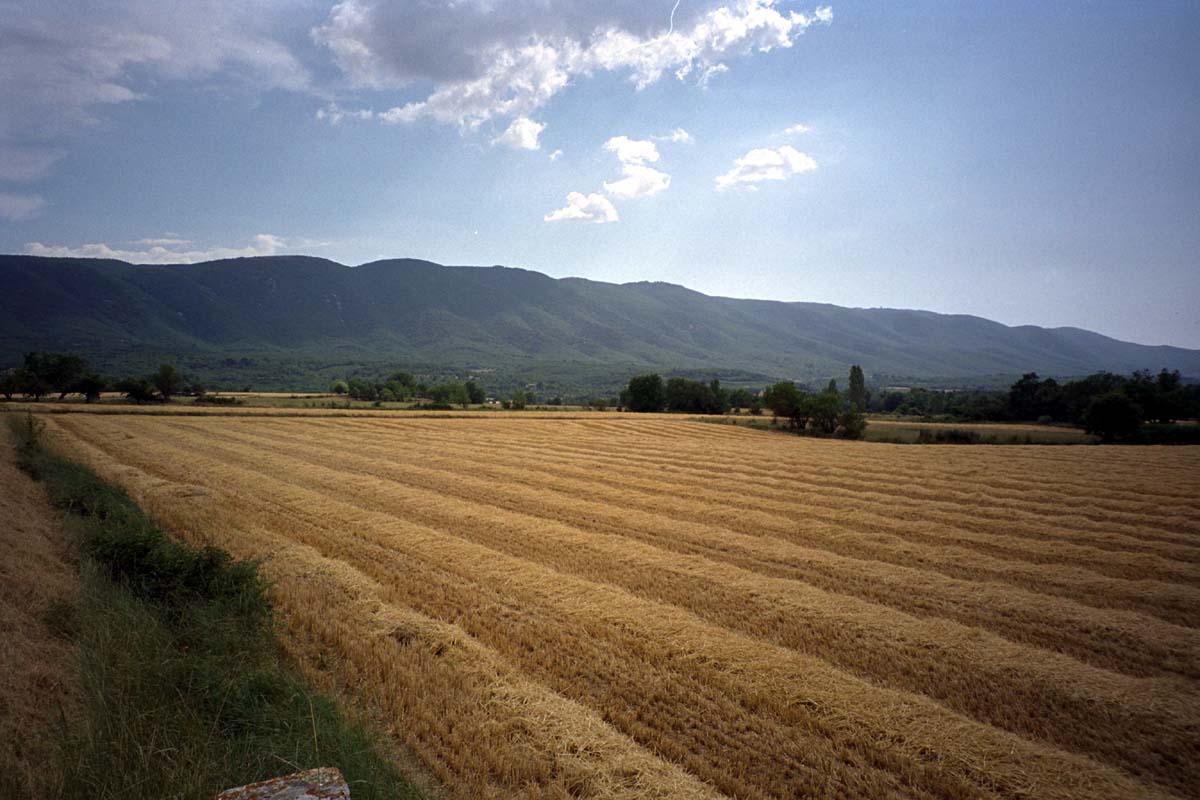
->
[116,377,158,404]
[1082,392,1143,442]
[837,409,867,439]
[848,365,866,412]
[45,354,86,399]
[623,374,665,412]
[809,389,842,434]
[0,369,19,401]
[153,364,183,402]
[465,380,486,405]
[1008,373,1043,420]
[76,372,106,403]
[330,379,349,395]
[762,381,808,431]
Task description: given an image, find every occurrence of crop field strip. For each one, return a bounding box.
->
[62,416,1200,782]
[39,414,1200,800]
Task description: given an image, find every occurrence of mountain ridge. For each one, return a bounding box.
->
[3,254,1198,390]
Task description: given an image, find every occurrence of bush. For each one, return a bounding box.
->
[837,410,867,440]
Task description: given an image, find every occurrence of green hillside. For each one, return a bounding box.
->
[3,254,1198,392]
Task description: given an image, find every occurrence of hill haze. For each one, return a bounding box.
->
[3,254,1198,391]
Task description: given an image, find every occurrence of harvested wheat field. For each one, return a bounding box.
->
[35,412,1200,800]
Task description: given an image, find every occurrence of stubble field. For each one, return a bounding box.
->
[35,412,1200,799]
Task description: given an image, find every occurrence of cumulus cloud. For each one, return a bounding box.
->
[493,116,545,150]
[543,192,618,224]
[603,165,671,199]
[604,135,660,165]
[0,192,46,221]
[784,122,811,134]
[715,145,816,190]
[23,234,288,264]
[313,1,832,128]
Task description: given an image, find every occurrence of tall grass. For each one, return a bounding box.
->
[6,414,422,800]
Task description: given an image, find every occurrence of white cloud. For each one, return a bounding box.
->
[715,145,816,190]
[549,149,564,161]
[23,234,288,264]
[695,63,729,88]
[493,117,545,150]
[313,1,832,128]
[603,164,671,199]
[655,128,693,144]
[544,192,618,223]
[784,122,811,134]
[0,192,46,221]
[316,103,375,124]
[604,135,660,165]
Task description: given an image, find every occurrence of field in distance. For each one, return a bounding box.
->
[36,413,1200,799]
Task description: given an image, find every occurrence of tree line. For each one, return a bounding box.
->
[620,366,869,439]
[0,352,196,404]
[332,372,487,408]
[875,369,1197,441]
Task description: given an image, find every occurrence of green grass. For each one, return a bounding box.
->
[6,413,424,800]
[699,413,1097,444]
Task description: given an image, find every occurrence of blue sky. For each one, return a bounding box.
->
[2,0,1197,347]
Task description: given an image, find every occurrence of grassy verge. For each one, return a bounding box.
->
[698,415,1097,444]
[5,413,424,800]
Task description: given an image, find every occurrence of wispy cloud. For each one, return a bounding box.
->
[0,2,309,187]
[654,128,693,144]
[0,192,46,221]
[23,234,288,263]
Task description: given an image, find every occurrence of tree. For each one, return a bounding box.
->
[76,373,106,403]
[1008,372,1042,420]
[330,379,349,395]
[1083,392,1143,442]
[623,374,665,412]
[19,367,49,401]
[837,409,867,439]
[762,381,808,431]
[509,389,528,410]
[116,377,158,404]
[347,378,376,401]
[465,380,486,405]
[848,365,866,413]
[44,354,86,399]
[728,388,754,411]
[0,370,19,401]
[153,364,183,402]
[809,389,842,434]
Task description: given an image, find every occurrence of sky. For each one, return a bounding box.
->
[1,0,1198,348]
